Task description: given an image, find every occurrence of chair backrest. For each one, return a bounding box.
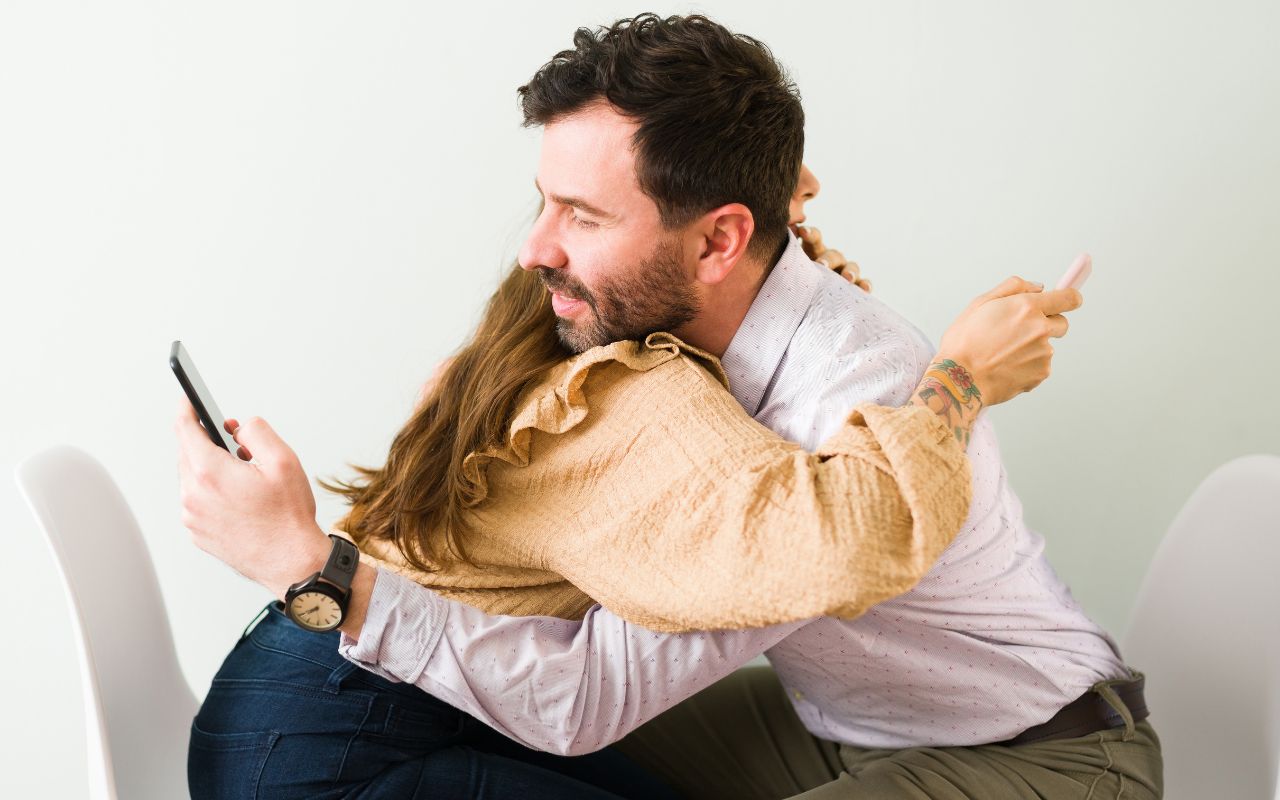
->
[15,445,197,800]
[1124,454,1280,800]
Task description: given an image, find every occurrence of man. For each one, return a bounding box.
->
[177,13,1160,798]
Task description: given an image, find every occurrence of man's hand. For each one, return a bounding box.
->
[936,277,1083,406]
[796,224,872,293]
[174,398,331,600]
[907,277,1081,446]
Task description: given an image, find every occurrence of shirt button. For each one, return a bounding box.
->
[793,690,805,701]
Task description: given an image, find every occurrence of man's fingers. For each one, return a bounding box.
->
[1035,287,1084,316]
[174,396,240,492]
[980,276,1044,302]
[1046,314,1069,339]
[233,416,289,464]
[223,417,253,459]
[176,442,191,479]
[174,396,225,467]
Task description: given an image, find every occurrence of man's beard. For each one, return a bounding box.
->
[536,237,701,354]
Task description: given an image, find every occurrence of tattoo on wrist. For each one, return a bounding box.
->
[915,359,983,447]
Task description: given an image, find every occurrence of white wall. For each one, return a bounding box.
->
[3,0,1277,795]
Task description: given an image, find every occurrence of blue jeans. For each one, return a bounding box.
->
[188,602,681,799]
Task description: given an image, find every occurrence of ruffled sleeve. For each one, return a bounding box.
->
[431,332,972,633]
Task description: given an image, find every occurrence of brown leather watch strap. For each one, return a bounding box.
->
[319,534,358,591]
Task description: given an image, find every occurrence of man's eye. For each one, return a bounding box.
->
[570,211,599,230]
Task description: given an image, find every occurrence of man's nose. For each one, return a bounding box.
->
[518,206,567,272]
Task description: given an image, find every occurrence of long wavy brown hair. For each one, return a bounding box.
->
[318,261,569,571]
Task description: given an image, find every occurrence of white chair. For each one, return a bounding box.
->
[15,445,196,800]
[1124,454,1280,800]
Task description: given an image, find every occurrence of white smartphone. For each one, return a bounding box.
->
[1056,253,1093,291]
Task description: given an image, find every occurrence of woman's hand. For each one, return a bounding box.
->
[936,277,1082,407]
[796,225,872,293]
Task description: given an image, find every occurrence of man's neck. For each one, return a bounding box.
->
[672,247,781,358]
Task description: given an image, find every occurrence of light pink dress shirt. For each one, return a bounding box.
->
[339,234,1130,755]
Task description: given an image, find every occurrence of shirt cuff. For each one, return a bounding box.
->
[337,566,449,684]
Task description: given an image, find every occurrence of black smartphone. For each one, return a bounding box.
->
[169,340,237,452]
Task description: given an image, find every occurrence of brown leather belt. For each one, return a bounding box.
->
[1000,675,1149,746]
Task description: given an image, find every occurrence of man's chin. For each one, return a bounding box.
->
[555,316,646,354]
[555,318,600,354]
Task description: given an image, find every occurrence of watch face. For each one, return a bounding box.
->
[288,590,343,631]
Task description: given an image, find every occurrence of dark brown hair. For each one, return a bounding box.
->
[519,13,804,261]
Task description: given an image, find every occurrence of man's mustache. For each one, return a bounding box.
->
[535,268,596,308]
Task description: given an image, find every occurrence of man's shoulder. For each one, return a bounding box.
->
[811,265,933,342]
[789,266,937,397]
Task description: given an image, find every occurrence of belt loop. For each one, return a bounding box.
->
[239,603,273,642]
[1092,679,1136,742]
[325,660,358,695]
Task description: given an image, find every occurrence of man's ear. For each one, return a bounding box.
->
[692,203,755,285]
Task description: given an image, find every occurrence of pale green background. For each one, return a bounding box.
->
[3,0,1277,795]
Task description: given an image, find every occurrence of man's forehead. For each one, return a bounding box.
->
[543,102,638,156]
[536,106,643,205]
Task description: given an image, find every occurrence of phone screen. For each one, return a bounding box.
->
[169,340,237,452]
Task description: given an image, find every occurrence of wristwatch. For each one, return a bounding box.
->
[284,534,359,632]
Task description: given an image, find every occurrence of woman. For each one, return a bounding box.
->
[187,171,1069,798]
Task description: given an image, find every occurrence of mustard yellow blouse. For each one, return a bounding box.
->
[346,333,971,633]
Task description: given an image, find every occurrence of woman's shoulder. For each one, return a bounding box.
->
[466,332,737,482]
[555,332,729,391]
[524,332,735,433]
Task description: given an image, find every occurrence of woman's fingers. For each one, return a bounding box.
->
[816,248,848,271]
[799,226,871,292]
[797,225,826,258]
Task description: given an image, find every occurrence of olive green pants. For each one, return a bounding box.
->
[616,667,1163,799]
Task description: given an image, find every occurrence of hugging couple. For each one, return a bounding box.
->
[175,12,1162,799]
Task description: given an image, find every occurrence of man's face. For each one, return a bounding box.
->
[518,103,701,353]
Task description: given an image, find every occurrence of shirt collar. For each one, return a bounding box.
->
[720,232,826,415]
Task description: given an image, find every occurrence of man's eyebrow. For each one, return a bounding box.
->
[534,178,614,220]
